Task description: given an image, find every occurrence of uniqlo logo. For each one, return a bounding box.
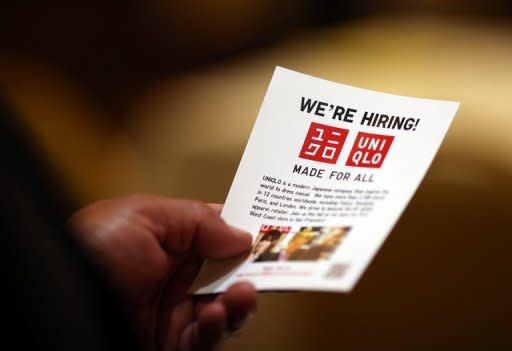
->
[299,122,349,164]
[346,132,394,168]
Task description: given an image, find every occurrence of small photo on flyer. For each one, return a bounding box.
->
[253,225,351,263]
[249,225,291,262]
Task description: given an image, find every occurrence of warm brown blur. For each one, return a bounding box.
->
[1,1,511,350]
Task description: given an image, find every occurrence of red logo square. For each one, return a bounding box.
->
[346,132,394,168]
[299,122,349,164]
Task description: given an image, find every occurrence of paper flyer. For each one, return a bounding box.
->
[192,66,459,294]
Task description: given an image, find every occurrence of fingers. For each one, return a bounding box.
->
[219,281,257,334]
[180,302,226,351]
[180,282,257,351]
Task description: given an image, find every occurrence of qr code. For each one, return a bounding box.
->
[324,263,350,279]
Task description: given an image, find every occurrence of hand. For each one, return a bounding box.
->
[69,194,256,351]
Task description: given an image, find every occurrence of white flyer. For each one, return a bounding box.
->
[192,66,459,293]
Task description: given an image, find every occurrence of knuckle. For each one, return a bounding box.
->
[187,200,215,221]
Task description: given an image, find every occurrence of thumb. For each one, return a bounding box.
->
[154,199,252,260]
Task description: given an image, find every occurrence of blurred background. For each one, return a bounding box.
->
[1,1,511,350]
